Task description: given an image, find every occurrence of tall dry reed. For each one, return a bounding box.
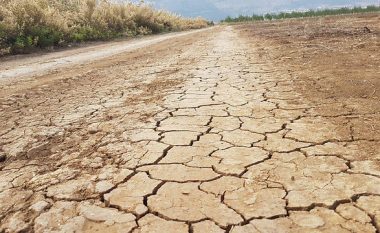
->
[0,0,209,54]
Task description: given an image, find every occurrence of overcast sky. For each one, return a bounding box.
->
[145,0,380,21]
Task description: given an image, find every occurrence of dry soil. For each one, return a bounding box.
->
[0,13,379,233]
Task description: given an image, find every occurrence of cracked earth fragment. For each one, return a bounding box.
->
[212,147,269,175]
[134,214,188,233]
[148,182,243,227]
[138,164,220,182]
[224,183,287,219]
[34,202,137,233]
[104,172,161,215]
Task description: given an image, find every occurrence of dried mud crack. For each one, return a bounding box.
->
[0,14,379,233]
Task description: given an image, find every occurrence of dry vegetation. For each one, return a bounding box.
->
[0,0,209,55]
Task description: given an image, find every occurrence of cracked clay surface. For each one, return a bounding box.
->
[0,14,379,233]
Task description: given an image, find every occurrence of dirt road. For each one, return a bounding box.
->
[0,28,212,81]
[0,14,379,232]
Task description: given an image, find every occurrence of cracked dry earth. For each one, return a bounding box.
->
[1,14,380,233]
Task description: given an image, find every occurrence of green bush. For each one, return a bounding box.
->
[29,26,63,47]
[10,35,34,53]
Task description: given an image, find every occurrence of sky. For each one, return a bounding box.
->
[145,0,380,21]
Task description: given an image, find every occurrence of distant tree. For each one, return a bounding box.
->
[264,13,273,20]
[223,5,380,23]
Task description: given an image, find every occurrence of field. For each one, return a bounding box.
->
[0,13,379,232]
[238,13,380,114]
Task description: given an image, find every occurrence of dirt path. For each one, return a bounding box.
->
[0,28,211,80]
[0,15,379,233]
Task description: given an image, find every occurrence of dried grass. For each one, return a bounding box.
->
[0,0,209,54]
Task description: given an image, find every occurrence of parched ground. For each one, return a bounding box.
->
[0,13,379,232]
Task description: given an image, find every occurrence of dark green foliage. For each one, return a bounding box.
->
[69,26,121,42]
[4,25,65,53]
[222,5,380,23]
[29,26,63,47]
